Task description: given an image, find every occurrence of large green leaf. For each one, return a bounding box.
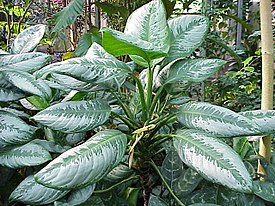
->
[32,100,111,133]
[253,181,275,203]
[0,52,50,73]
[95,2,129,19]
[9,175,69,205]
[0,142,52,168]
[165,59,226,84]
[177,102,261,137]
[66,184,96,205]
[124,0,169,54]
[2,70,52,100]
[0,111,36,148]
[102,28,167,65]
[240,110,275,134]
[35,130,127,190]
[161,149,183,189]
[36,43,131,87]
[11,24,46,54]
[164,15,208,64]
[52,0,84,32]
[173,129,253,193]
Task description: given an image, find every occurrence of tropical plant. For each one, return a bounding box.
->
[2,1,275,206]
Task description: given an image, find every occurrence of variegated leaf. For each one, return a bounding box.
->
[161,149,183,189]
[0,86,26,102]
[148,195,168,206]
[173,129,253,193]
[0,142,52,168]
[9,175,69,205]
[32,100,111,133]
[11,24,46,54]
[165,59,226,84]
[65,132,86,146]
[2,70,52,100]
[0,52,50,73]
[253,181,275,203]
[66,184,95,205]
[103,163,133,183]
[0,111,36,148]
[240,110,275,134]
[34,130,127,189]
[0,108,30,119]
[177,102,261,137]
[164,15,208,64]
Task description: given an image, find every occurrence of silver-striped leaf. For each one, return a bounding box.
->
[148,195,168,206]
[165,59,226,84]
[164,15,208,64]
[66,184,96,205]
[177,102,261,137]
[9,175,69,205]
[0,52,50,73]
[0,86,26,102]
[253,181,275,203]
[0,111,36,148]
[32,100,111,133]
[2,70,52,100]
[11,24,46,54]
[103,163,133,183]
[34,129,127,190]
[173,129,253,193]
[240,110,275,134]
[0,107,30,119]
[0,142,52,168]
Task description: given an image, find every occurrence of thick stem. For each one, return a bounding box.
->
[149,160,185,206]
[258,0,274,177]
[132,75,147,121]
[149,85,165,118]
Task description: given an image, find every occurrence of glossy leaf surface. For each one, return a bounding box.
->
[0,53,50,73]
[148,195,168,206]
[0,111,35,148]
[32,100,111,133]
[173,129,253,193]
[35,130,127,190]
[0,87,26,102]
[67,184,95,205]
[0,143,52,168]
[11,24,46,54]
[177,102,261,137]
[164,15,208,64]
[253,181,275,203]
[9,175,69,205]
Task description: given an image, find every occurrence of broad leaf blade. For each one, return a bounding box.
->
[165,59,226,84]
[2,70,52,100]
[148,195,168,206]
[0,142,52,168]
[0,86,26,102]
[9,175,69,205]
[103,163,133,183]
[67,184,96,205]
[32,100,111,133]
[35,130,127,189]
[11,24,46,54]
[173,129,253,193]
[240,110,275,134]
[52,0,84,32]
[164,15,208,64]
[253,181,275,203]
[0,52,51,73]
[177,102,261,137]
[0,111,36,148]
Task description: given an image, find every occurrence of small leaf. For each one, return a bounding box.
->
[0,86,26,102]
[165,59,226,84]
[173,129,253,193]
[9,175,69,205]
[67,184,96,205]
[32,100,111,133]
[161,149,183,189]
[11,24,46,54]
[35,130,127,190]
[177,102,261,137]
[0,142,52,168]
[31,139,70,153]
[164,15,208,64]
[2,70,52,100]
[148,195,168,206]
[26,95,50,110]
[103,163,133,183]
[0,52,50,73]
[240,110,275,134]
[253,181,275,203]
[0,111,36,148]
[65,132,85,146]
[52,0,84,32]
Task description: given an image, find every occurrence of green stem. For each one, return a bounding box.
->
[146,65,153,115]
[149,160,185,206]
[93,175,140,194]
[149,85,164,118]
[132,75,147,121]
[111,111,138,129]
